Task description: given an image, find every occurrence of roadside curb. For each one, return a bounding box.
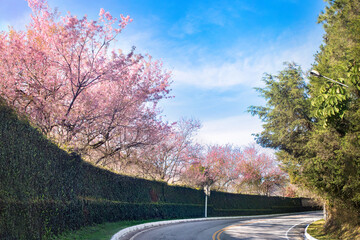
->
[304,220,319,240]
[111,211,319,240]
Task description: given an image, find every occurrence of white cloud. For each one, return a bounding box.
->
[194,114,277,156]
[0,13,30,32]
[115,29,155,54]
[168,14,199,38]
[167,3,232,39]
[194,114,263,147]
[171,37,320,89]
[109,4,324,92]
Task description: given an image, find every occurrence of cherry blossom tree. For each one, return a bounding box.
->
[284,185,297,198]
[236,145,286,196]
[182,144,287,195]
[182,144,242,191]
[133,118,201,183]
[0,0,171,165]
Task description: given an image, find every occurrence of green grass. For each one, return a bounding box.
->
[307,219,360,240]
[53,219,163,240]
[307,219,339,240]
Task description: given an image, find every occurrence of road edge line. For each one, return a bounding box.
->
[304,220,320,240]
[111,211,321,240]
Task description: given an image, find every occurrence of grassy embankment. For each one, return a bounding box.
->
[307,219,360,240]
[54,219,162,240]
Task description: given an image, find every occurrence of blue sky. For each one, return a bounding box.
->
[1,0,326,147]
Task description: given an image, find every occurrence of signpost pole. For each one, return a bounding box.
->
[205,194,208,218]
[204,185,210,218]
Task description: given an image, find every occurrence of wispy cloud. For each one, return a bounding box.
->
[171,34,322,89]
[194,114,263,147]
[168,14,201,38]
[0,16,31,32]
[167,2,237,39]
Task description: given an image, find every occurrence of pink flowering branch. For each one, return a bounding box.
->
[0,0,171,167]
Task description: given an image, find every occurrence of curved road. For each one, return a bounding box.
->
[121,211,322,240]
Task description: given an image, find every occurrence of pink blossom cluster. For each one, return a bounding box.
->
[0,0,171,166]
[181,144,286,195]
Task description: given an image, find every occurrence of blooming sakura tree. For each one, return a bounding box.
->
[182,144,286,195]
[236,145,286,196]
[182,144,242,191]
[284,185,297,198]
[134,118,201,183]
[0,0,171,165]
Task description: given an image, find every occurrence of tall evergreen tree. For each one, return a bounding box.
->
[248,63,313,183]
[308,0,360,229]
[250,0,360,235]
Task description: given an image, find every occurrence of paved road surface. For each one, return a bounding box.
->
[121,211,322,240]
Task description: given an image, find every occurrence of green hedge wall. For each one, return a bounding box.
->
[0,100,319,239]
[208,191,304,210]
[0,199,204,240]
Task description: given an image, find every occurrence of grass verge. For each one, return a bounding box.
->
[307,219,360,240]
[53,219,164,240]
[307,219,339,240]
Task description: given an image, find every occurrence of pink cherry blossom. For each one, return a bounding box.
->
[0,0,171,166]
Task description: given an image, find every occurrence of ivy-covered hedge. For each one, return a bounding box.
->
[0,100,319,239]
[0,199,205,240]
[208,191,304,210]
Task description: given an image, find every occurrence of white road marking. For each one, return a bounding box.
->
[285,219,319,240]
[285,221,308,239]
[130,227,156,240]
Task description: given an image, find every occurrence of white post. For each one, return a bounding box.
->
[204,185,210,218]
[205,194,208,218]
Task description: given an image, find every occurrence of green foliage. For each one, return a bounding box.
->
[0,199,204,240]
[0,100,316,239]
[248,63,313,181]
[311,83,348,123]
[312,0,360,129]
[310,0,360,226]
[249,0,360,232]
[209,191,318,216]
[209,190,303,210]
[249,62,311,151]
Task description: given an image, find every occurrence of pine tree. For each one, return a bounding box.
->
[248,63,313,183]
[250,1,360,234]
[308,0,360,230]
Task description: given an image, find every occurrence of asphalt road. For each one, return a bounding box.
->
[122,211,323,240]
